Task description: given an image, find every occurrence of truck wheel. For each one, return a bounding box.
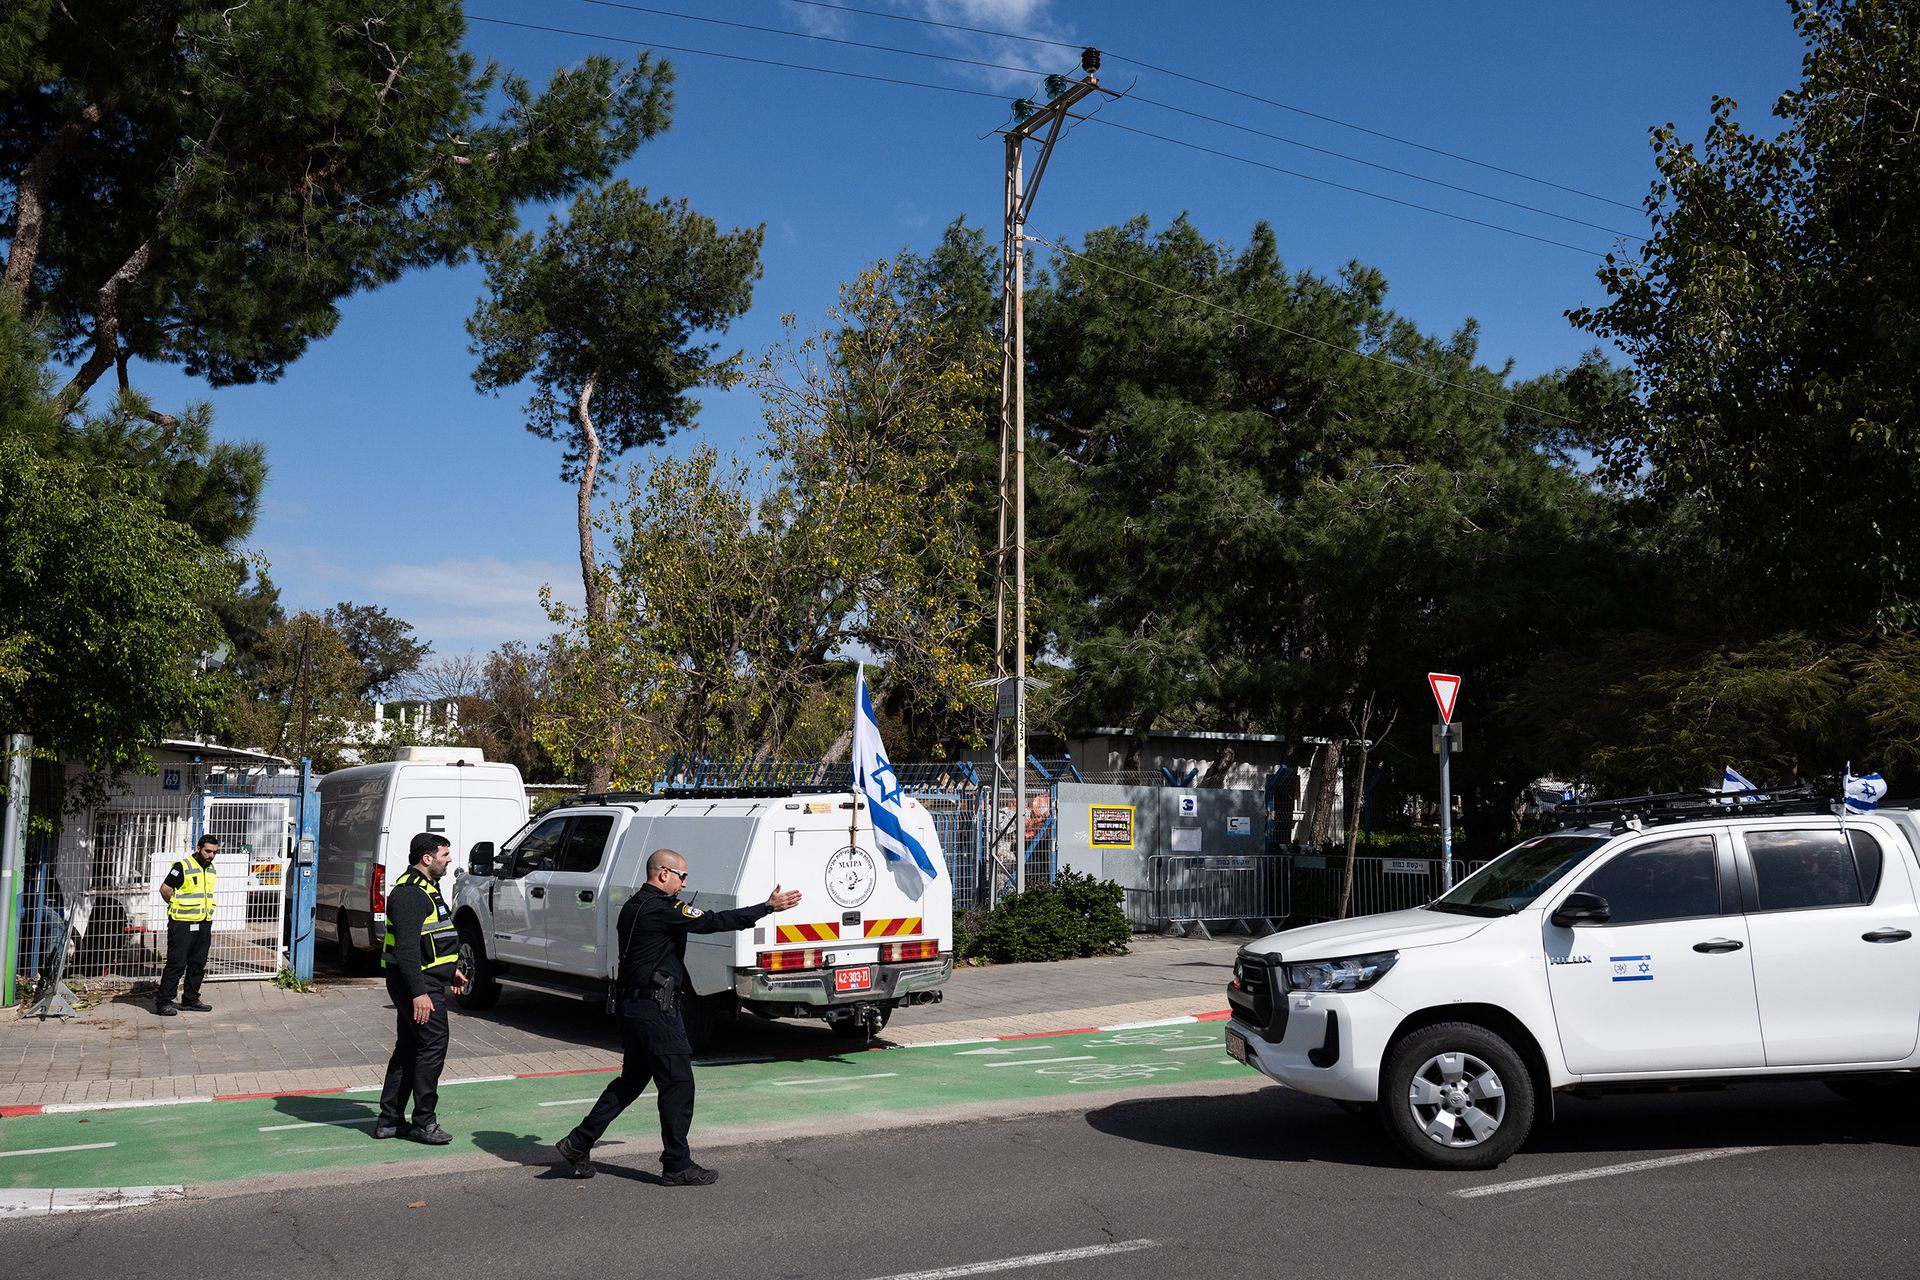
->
[454,919,501,1011]
[334,914,369,975]
[1379,1021,1535,1170]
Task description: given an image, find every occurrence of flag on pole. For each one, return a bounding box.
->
[1844,764,1886,814]
[854,665,940,882]
[1717,765,1768,804]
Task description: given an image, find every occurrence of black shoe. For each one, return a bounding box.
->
[372,1122,403,1140]
[555,1136,594,1179]
[408,1124,453,1146]
[661,1162,718,1186]
[155,1003,179,1017]
[180,999,213,1012]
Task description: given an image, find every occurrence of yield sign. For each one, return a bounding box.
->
[1428,672,1462,723]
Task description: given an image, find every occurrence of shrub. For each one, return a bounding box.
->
[962,870,1131,964]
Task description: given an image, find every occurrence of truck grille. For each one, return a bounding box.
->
[1227,950,1288,1042]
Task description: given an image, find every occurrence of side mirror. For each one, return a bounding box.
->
[468,841,495,876]
[1551,891,1611,928]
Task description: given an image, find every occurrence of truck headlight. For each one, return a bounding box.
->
[1283,951,1397,992]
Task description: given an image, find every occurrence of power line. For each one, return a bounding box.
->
[777,0,1644,212]
[472,9,1618,255]
[1024,231,1584,426]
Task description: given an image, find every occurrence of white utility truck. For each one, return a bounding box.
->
[448,789,954,1047]
[316,750,529,969]
[1226,789,1920,1169]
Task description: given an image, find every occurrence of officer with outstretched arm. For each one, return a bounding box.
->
[375,833,467,1144]
[556,847,801,1184]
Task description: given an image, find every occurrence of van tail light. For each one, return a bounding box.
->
[880,940,940,963]
[756,948,826,971]
[371,862,386,915]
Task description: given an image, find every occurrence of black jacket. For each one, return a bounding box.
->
[616,882,771,1012]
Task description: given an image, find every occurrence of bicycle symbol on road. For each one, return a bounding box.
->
[1088,1028,1209,1047]
[1035,1062,1185,1086]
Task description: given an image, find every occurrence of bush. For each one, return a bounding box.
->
[962,870,1131,964]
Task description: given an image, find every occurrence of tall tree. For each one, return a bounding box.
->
[468,180,762,790]
[324,601,430,700]
[3,2,670,413]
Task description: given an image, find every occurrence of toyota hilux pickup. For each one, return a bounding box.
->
[1225,792,1920,1168]
[449,790,953,1048]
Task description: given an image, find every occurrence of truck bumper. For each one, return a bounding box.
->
[736,956,952,1012]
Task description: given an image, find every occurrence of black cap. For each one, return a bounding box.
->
[409,832,451,861]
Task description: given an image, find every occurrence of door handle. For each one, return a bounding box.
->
[578,890,594,904]
[1692,938,1744,953]
[1862,928,1912,943]
[530,886,546,899]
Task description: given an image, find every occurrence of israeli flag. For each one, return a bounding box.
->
[1719,765,1766,803]
[1844,764,1886,814]
[853,665,940,882]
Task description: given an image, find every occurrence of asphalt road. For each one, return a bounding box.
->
[2,1075,1913,1280]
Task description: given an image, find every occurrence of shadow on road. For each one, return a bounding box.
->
[1087,1079,1918,1170]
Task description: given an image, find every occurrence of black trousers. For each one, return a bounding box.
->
[566,1008,696,1170]
[157,919,211,1005]
[379,973,449,1128]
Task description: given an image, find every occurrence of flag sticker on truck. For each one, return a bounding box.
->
[1610,955,1654,982]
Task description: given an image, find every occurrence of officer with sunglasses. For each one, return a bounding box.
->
[555,848,800,1184]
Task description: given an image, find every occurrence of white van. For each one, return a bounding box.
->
[316,750,529,968]
[449,790,954,1047]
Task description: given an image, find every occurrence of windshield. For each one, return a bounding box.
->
[1427,834,1609,917]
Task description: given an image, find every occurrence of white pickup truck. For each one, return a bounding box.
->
[1226,793,1920,1168]
[449,790,954,1047]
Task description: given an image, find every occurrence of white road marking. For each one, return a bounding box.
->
[1453,1146,1774,1198]
[1,1185,185,1218]
[438,1075,517,1087]
[855,1239,1159,1280]
[42,1097,212,1114]
[1161,1043,1224,1052]
[773,1073,899,1087]
[694,1055,777,1066]
[538,1097,601,1108]
[258,1118,377,1132]
[0,1142,117,1159]
[1100,1017,1199,1031]
[908,1037,997,1049]
[985,1055,1092,1068]
[956,1046,1055,1056]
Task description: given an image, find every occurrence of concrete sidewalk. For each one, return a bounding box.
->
[0,936,1239,1110]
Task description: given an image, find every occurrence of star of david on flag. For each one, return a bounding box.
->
[1844,764,1886,814]
[854,664,939,882]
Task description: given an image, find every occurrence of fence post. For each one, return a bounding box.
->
[291,757,320,983]
[0,732,29,1006]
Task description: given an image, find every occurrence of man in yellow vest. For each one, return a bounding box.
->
[156,835,220,1016]
[375,833,468,1144]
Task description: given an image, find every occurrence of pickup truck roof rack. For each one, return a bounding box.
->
[1551,785,1831,833]
[567,786,851,805]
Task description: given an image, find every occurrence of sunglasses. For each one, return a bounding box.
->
[661,867,688,882]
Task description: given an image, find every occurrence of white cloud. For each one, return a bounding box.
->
[362,557,584,656]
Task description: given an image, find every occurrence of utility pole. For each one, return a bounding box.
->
[988,50,1113,903]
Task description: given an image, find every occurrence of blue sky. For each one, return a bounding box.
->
[126,1,1810,662]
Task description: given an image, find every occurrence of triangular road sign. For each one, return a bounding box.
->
[1428,672,1462,723]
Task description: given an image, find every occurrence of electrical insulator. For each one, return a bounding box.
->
[1045,74,1067,99]
[1081,47,1101,75]
[1011,98,1034,123]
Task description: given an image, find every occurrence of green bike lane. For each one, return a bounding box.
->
[0,1021,1245,1194]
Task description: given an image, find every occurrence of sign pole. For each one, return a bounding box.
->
[1427,674,1463,891]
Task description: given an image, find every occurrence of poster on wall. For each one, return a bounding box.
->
[1089,804,1135,849]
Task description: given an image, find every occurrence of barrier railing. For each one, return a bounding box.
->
[1279,854,1495,925]
[1148,854,1290,938]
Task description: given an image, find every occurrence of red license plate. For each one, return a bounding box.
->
[834,967,873,993]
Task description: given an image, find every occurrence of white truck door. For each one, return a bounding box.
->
[491,815,569,967]
[542,813,620,977]
[1545,832,1766,1073]
[1740,825,1920,1066]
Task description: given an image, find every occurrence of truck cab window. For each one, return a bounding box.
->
[556,815,617,875]
[1747,830,1865,911]
[510,818,570,877]
[1569,834,1719,924]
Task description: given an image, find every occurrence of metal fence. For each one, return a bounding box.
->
[1268,853,1496,927]
[15,772,302,995]
[1138,852,1497,935]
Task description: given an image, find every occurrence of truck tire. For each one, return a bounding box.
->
[1379,1021,1536,1170]
[334,913,370,975]
[454,918,502,1011]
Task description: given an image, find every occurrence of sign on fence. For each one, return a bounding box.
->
[1089,804,1135,849]
[1385,859,1427,874]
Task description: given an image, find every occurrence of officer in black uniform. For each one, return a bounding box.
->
[155,835,220,1015]
[375,833,467,1144]
[555,847,801,1184]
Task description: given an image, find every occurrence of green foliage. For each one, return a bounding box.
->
[272,964,313,993]
[7,2,671,407]
[218,611,367,769]
[961,871,1131,964]
[323,601,430,701]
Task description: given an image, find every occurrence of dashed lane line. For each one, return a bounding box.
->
[773,1073,900,1087]
[857,1239,1160,1280]
[1453,1147,1774,1198]
[1,1142,118,1159]
[984,1056,1092,1068]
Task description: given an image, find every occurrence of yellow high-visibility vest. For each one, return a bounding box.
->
[166,857,216,923]
[381,869,460,973]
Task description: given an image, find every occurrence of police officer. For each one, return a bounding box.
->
[555,848,801,1184]
[375,833,467,1144]
[155,835,220,1016]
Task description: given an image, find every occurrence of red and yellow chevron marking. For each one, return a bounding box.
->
[862,917,923,939]
[776,921,840,944]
